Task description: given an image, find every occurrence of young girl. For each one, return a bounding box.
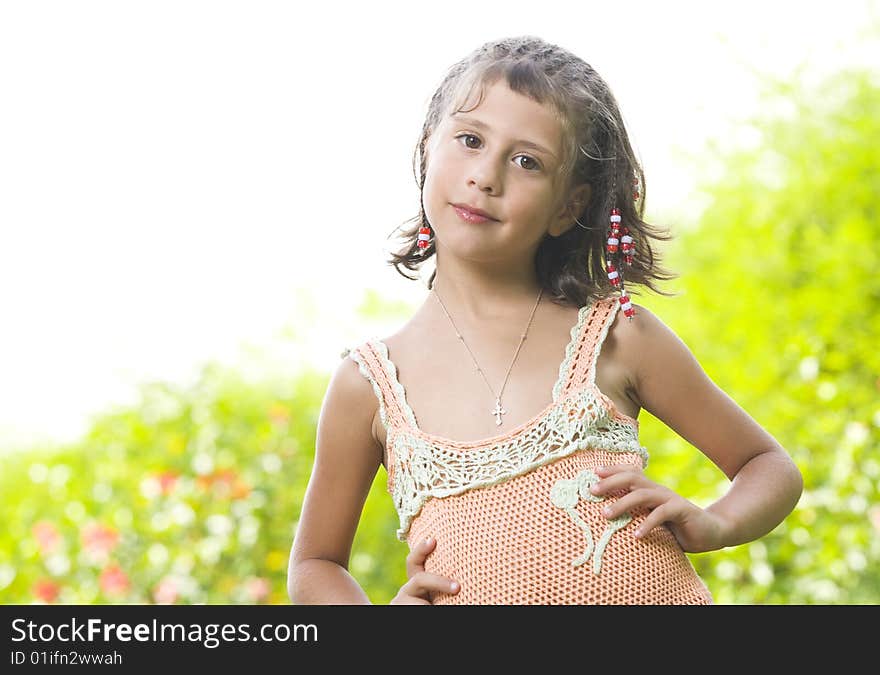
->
[287,35,803,605]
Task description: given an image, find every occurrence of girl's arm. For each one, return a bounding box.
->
[604,303,803,551]
[287,356,384,604]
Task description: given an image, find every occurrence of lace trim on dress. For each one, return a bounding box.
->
[348,341,418,431]
[385,387,647,540]
[552,303,593,401]
[550,469,633,574]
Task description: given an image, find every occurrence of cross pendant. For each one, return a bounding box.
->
[491,398,507,426]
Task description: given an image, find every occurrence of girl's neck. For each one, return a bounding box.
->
[430,259,544,324]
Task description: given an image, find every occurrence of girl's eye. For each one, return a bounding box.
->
[454,133,542,171]
[458,133,481,150]
[514,155,540,171]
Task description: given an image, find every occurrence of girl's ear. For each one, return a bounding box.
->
[549,183,592,237]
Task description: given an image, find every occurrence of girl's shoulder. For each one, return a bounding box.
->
[613,301,708,412]
[322,344,387,468]
[605,299,673,354]
[591,300,684,411]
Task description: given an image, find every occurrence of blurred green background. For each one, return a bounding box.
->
[1,67,878,605]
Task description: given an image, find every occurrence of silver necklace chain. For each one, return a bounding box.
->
[431,284,544,427]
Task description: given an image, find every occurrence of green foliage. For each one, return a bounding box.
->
[639,67,880,603]
[0,364,333,604]
[1,67,876,605]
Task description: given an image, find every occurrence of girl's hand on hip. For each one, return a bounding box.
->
[389,537,460,605]
[590,464,726,553]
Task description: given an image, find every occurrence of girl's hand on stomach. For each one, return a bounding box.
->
[591,464,727,554]
[390,537,460,605]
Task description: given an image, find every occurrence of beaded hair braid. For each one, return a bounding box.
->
[387,35,678,310]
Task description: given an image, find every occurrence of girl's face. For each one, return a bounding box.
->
[423,79,586,262]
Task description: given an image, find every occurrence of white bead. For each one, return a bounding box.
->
[610,214,622,223]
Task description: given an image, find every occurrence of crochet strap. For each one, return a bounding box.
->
[345,341,418,433]
[559,297,621,395]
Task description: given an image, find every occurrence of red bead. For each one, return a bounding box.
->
[607,264,620,284]
[419,227,431,235]
[611,208,620,216]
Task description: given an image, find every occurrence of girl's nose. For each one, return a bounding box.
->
[467,157,502,195]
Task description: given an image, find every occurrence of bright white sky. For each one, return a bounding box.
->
[1,0,877,449]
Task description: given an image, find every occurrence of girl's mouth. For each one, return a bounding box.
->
[452,205,497,224]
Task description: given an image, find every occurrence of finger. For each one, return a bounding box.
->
[406,537,436,577]
[600,488,666,520]
[594,463,642,478]
[633,503,674,538]
[590,471,650,498]
[408,572,460,596]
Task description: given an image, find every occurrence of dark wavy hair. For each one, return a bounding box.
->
[385,35,679,308]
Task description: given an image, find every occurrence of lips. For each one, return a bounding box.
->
[451,203,498,223]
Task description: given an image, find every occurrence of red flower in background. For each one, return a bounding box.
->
[244,576,270,603]
[156,471,179,495]
[32,520,61,555]
[196,469,251,500]
[153,576,179,604]
[81,522,120,559]
[231,478,251,500]
[32,579,61,603]
[99,564,130,597]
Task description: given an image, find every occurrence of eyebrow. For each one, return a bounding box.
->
[451,113,557,159]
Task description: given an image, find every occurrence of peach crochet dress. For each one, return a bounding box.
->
[346,296,713,605]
